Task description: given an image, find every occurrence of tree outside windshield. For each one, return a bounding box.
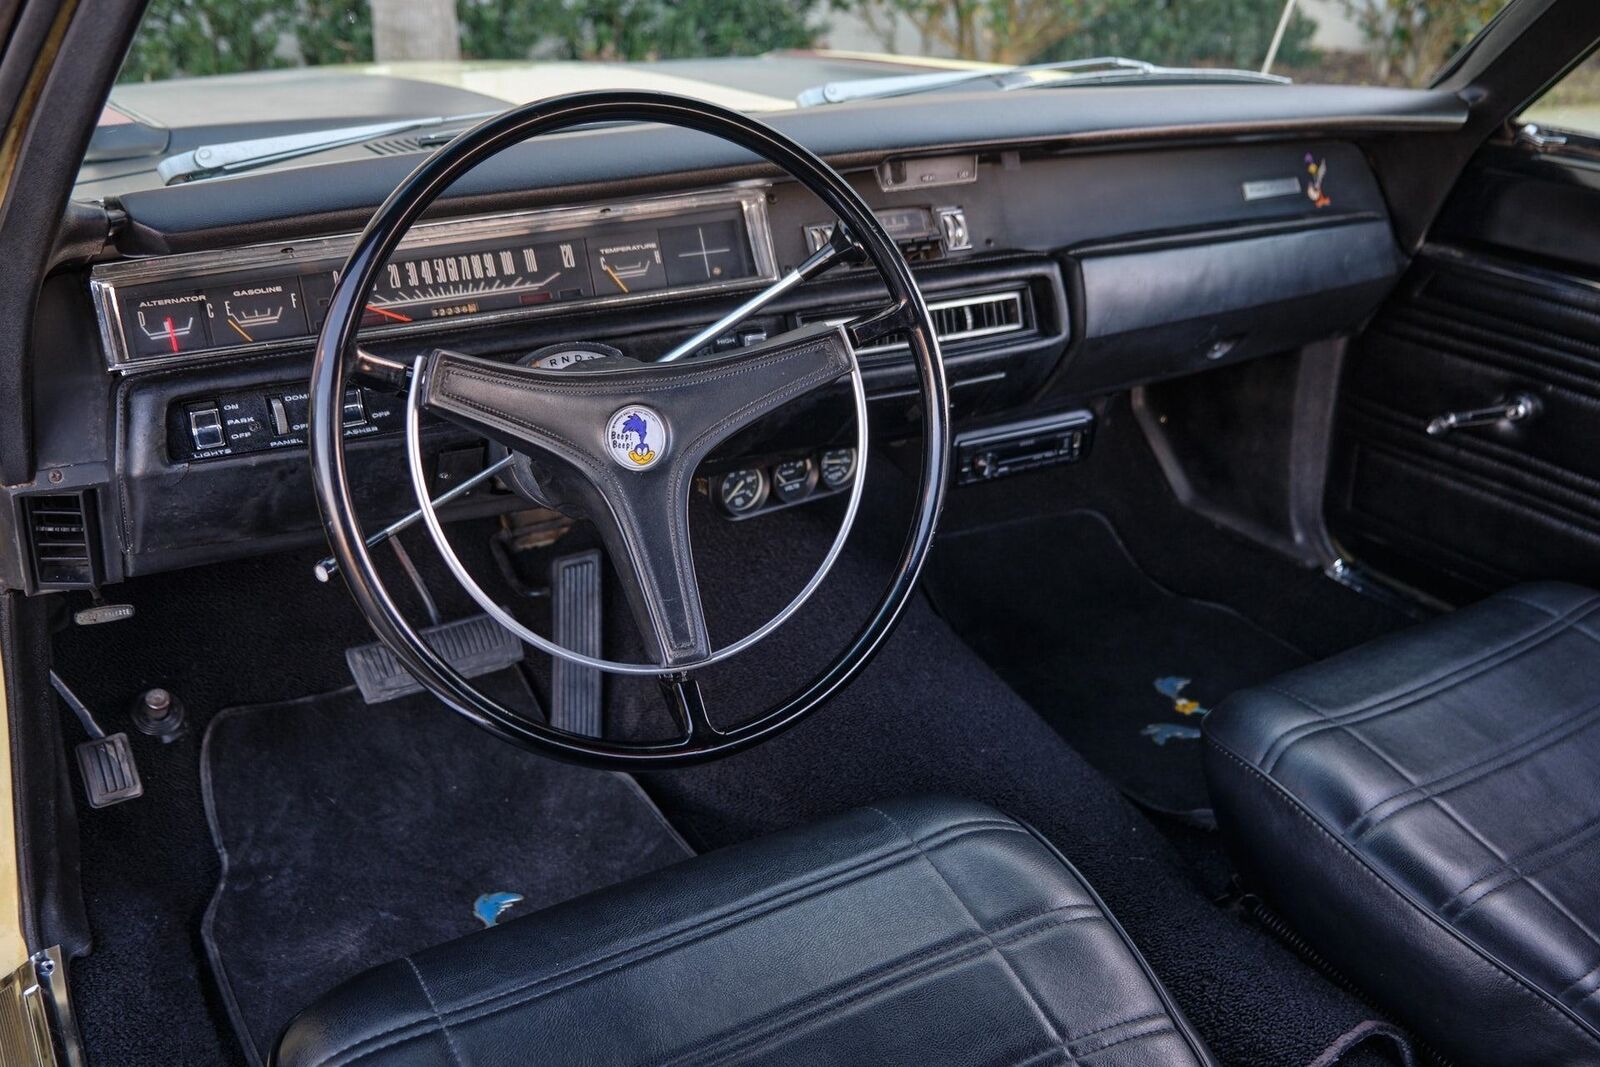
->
[120,0,1516,90]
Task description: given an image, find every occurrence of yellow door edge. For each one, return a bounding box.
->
[0,647,26,969]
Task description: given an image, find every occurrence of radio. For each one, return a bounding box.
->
[954,411,1094,485]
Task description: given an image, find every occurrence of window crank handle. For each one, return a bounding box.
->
[1425,392,1541,437]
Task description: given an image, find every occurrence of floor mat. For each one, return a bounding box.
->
[200,672,692,1065]
[924,510,1307,817]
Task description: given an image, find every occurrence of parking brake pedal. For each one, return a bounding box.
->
[51,672,143,809]
[347,615,522,704]
[550,551,603,736]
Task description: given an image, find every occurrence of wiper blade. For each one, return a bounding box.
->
[156,111,498,186]
[795,56,1287,107]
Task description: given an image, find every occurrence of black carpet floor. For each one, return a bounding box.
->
[51,434,1413,1067]
[51,524,591,1067]
[201,672,690,1065]
[626,490,1410,1067]
[924,510,1308,817]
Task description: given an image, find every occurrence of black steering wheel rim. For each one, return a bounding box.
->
[309,91,950,768]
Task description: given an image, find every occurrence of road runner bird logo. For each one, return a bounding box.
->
[1304,153,1331,208]
[1140,676,1210,745]
[606,405,667,470]
[473,891,523,928]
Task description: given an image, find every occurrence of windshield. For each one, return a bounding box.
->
[113,1,1523,107]
[86,0,1524,190]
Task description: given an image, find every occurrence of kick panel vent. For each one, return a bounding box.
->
[810,289,1030,357]
[24,491,99,590]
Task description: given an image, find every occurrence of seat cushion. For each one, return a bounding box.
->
[1204,581,1600,1067]
[274,795,1213,1066]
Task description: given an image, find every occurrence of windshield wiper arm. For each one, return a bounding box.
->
[795,56,1287,107]
[156,111,499,186]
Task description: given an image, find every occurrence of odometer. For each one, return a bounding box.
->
[364,237,594,325]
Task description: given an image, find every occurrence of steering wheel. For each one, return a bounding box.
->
[309,91,949,768]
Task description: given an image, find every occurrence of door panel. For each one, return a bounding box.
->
[1328,147,1600,601]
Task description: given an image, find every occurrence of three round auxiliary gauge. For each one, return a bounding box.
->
[716,447,856,517]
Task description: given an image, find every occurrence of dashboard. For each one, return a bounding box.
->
[1,82,1472,595]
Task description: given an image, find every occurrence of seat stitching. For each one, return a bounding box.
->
[1559,958,1600,1005]
[343,907,1106,1067]
[1495,591,1572,617]
[323,821,1030,1065]
[1063,1011,1172,1046]
[679,907,1108,1067]
[1349,697,1600,840]
[402,957,464,1067]
[1004,1049,1075,1067]
[1441,816,1600,924]
[1207,736,1600,1048]
[1070,1016,1176,1059]
[1259,597,1600,774]
[1266,650,1600,967]
[1305,719,1600,969]
[866,805,1076,1063]
[1262,596,1600,773]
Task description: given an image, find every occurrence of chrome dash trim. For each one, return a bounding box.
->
[91,184,779,374]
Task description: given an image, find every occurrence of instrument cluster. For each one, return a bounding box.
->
[91,188,777,372]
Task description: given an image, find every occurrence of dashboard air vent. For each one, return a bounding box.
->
[366,137,426,156]
[24,491,100,589]
[813,289,1029,357]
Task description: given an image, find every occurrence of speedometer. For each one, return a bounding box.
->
[94,189,777,371]
[363,237,595,325]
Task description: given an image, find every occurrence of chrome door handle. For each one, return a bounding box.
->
[1425,392,1541,436]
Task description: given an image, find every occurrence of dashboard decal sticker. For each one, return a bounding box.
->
[1305,153,1331,209]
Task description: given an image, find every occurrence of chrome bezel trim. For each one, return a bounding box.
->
[91,185,779,374]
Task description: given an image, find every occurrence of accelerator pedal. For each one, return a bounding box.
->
[550,550,603,736]
[347,615,521,705]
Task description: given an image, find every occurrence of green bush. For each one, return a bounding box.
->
[1033,0,1319,70]
[458,0,819,61]
[119,0,818,81]
[119,0,373,80]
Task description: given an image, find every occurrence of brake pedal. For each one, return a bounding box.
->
[52,672,143,809]
[550,551,603,736]
[347,615,522,705]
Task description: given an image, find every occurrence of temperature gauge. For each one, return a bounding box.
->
[589,231,666,295]
[717,469,767,516]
